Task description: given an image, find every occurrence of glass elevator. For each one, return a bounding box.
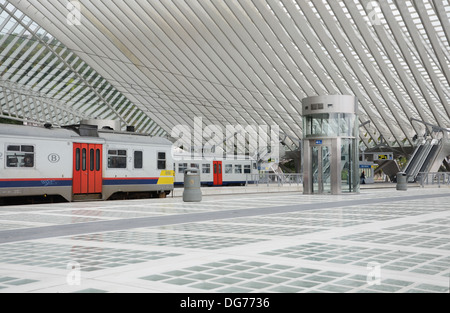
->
[302,95,359,194]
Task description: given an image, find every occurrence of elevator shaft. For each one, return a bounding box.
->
[302,95,359,194]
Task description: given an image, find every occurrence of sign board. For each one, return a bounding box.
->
[315,140,322,144]
[376,153,393,160]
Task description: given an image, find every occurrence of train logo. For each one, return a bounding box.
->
[48,153,60,163]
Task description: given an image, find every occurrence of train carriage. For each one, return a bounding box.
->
[173,155,258,186]
[0,123,174,203]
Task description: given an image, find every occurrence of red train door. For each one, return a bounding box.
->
[213,161,222,186]
[73,143,102,194]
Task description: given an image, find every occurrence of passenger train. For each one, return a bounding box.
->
[173,156,258,186]
[0,122,174,204]
[0,122,258,204]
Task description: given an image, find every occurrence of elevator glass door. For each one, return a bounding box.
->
[311,145,331,194]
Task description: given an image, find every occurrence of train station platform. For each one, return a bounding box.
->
[0,185,449,294]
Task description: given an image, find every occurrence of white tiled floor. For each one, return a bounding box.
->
[0,186,449,293]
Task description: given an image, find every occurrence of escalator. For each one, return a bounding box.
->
[403,138,446,182]
[418,144,440,173]
[443,157,450,171]
[404,143,425,176]
[405,119,450,181]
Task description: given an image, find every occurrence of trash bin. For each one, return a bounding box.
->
[396,172,408,191]
[183,168,202,202]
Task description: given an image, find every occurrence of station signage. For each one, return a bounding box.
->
[378,154,388,160]
[376,153,393,160]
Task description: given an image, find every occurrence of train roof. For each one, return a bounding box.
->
[0,123,77,139]
[0,123,172,145]
[98,131,172,145]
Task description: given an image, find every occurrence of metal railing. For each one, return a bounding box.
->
[245,173,303,186]
[417,172,450,187]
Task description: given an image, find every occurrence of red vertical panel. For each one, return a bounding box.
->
[88,145,95,193]
[80,143,88,194]
[94,145,102,193]
[213,162,218,185]
[217,161,223,185]
[213,161,223,186]
[73,143,102,195]
[73,143,81,194]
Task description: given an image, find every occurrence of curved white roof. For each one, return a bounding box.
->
[2,0,450,151]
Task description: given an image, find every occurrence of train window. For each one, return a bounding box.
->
[235,164,242,174]
[134,151,143,169]
[108,149,127,168]
[82,148,86,171]
[7,145,20,151]
[21,145,34,153]
[157,152,166,169]
[225,164,233,174]
[244,164,251,174]
[190,163,199,169]
[76,148,80,171]
[96,149,100,171]
[178,163,187,173]
[202,164,210,174]
[252,162,257,169]
[90,149,94,171]
[6,145,35,168]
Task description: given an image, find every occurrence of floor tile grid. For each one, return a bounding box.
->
[2,247,444,293]
[0,241,183,274]
[218,215,378,227]
[153,221,330,237]
[2,201,439,227]
[0,276,39,291]
[0,193,314,227]
[0,205,252,229]
[58,191,448,291]
[247,206,450,288]
[0,188,445,226]
[137,257,450,293]
[193,202,443,230]
[0,213,103,225]
[259,240,450,276]
[63,191,450,274]
[0,188,449,293]
[67,229,269,250]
